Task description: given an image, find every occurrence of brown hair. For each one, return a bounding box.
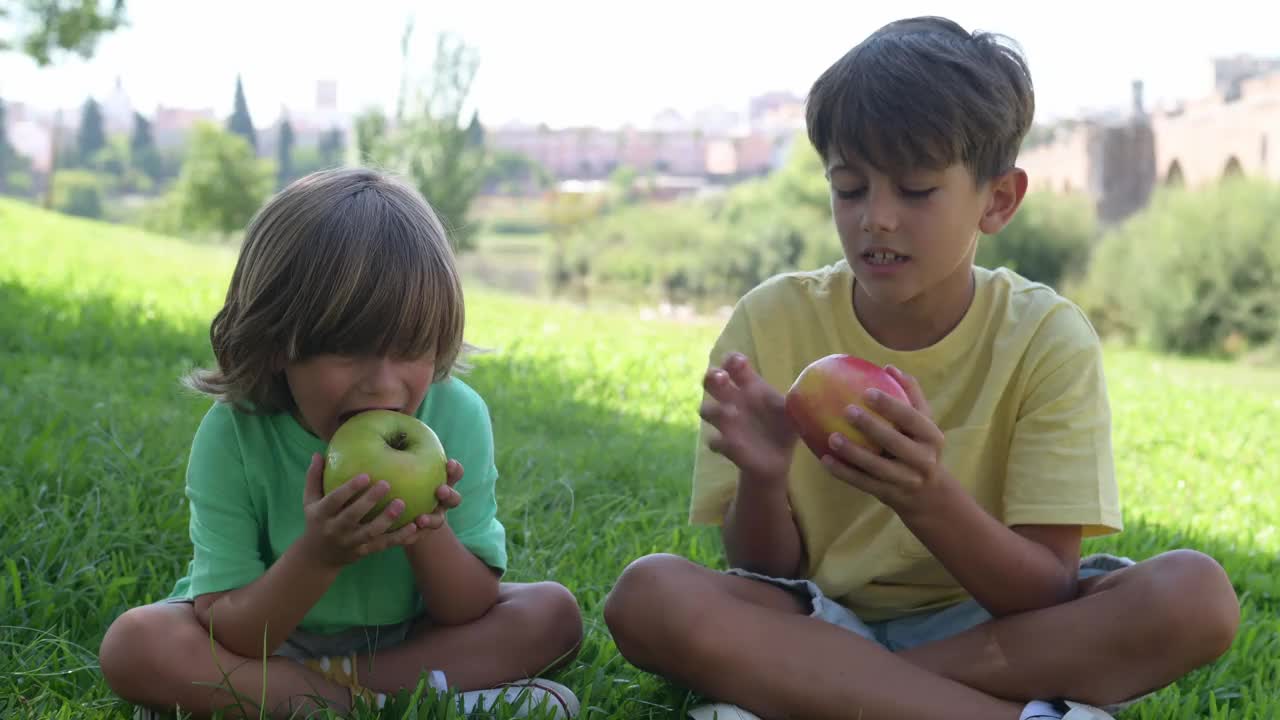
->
[805,16,1034,182]
[185,167,469,413]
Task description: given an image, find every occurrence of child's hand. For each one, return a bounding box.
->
[819,366,953,517]
[299,453,429,569]
[699,352,797,485]
[406,459,464,533]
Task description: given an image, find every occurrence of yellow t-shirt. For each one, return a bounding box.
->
[689,260,1123,621]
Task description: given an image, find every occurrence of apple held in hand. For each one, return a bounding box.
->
[323,410,448,530]
[785,354,910,459]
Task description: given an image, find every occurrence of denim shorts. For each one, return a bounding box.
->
[727,553,1148,712]
[160,597,419,661]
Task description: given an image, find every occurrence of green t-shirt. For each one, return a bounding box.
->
[166,377,508,635]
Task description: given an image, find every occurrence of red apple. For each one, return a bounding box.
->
[785,354,910,459]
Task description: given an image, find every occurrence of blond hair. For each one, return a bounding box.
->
[186,167,469,413]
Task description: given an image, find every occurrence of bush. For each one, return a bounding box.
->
[976,189,1098,289]
[138,192,182,236]
[4,171,34,197]
[558,202,729,303]
[52,170,104,219]
[550,134,838,306]
[168,122,273,238]
[1074,179,1280,357]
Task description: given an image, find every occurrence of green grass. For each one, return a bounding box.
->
[1,196,1278,718]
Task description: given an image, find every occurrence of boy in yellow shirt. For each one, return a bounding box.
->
[604,16,1238,720]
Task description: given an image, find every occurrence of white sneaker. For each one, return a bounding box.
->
[1080,553,1136,573]
[1023,699,1116,719]
[1061,700,1117,719]
[688,704,763,720]
[458,677,580,718]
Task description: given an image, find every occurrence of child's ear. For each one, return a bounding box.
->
[978,168,1028,235]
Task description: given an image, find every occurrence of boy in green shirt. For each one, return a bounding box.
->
[99,168,583,718]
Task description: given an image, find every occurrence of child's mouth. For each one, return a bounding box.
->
[337,407,400,425]
[862,250,910,266]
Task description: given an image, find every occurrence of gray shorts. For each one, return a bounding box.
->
[728,553,1149,712]
[160,597,419,661]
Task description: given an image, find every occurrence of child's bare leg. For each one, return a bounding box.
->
[897,549,1239,706]
[605,554,1024,720]
[99,602,350,719]
[357,581,582,693]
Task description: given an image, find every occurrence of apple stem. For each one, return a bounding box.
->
[387,432,410,451]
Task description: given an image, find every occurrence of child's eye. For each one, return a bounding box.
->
[900,187,936,199]
[834,187,867,200]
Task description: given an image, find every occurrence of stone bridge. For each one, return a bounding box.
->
[1018,58,1280,224]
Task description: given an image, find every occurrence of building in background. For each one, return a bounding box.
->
[1018,56,1280,224]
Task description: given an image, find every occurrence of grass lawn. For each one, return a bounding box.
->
[1,198,1277,718]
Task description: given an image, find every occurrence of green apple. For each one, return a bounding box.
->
[323,410,448,530]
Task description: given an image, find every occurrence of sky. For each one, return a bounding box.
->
[1,0,1277,129]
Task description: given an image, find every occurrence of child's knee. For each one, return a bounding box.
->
[99,606,162,699]
[502,582,583,663]
[1123,550,1239,663]
[604,554,702,657]
[531,581,583,652]
[100,603,207,703]
[1162,550,1239,658]
[606,554,691,618]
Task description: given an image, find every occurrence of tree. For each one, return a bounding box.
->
[0,97,12,192]
[129,110,161,182]
[465,111,483,148]
[276,118,294,188]
[353,108,387,165]
[482,149,551,195]
[5,2,127,207]
[171,122,271,238]
[52,169,102,217]
[226,74,257,153]
[76,97,105,167]
[362,24,487,252]
[318,127,344,168]
[1,0,127,66]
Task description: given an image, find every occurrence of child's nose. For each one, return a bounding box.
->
[359,357,401,395]
[861,189,899,233]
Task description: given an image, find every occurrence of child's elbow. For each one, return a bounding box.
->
[437,575,501,626]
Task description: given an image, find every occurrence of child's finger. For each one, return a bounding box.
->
[359,498,406,539]
[435,485,462,507]
[317,472,371,513]
[722,352,762,389]
[381,521,421,549]
[445,459,463,487]
[886,365,932,418]
[303,453,326,505]
[821,453,892,500]
[725,353,784,410]
[339,479,390,525]
[698,397,734,428]
[828,432,913,486]
[416,512,445,531]
[703,365,742,406]
[864,388,943,448]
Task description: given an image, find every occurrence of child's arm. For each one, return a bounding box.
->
[723,467,807,578]
[701,353,807,578]
[895,482,1080,616]
[403,459,501,625]
[194,538,340,658]
[195,454,427,656]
